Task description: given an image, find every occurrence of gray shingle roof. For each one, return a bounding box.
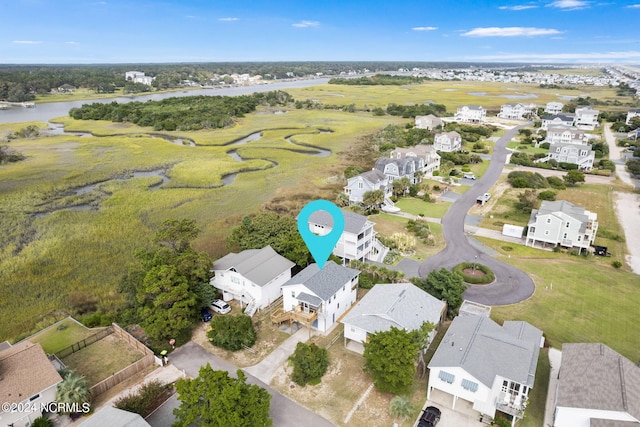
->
[556,343,640,421]
[543,114,575,121]
[308,209,370,234]
[341,283,445,334]
[536,200,591,232]
[428,315,542,388]
[282,261,360,301]
[355,169,387,185]
[374,157,417,176]
[590,420,640,427]
[213,245,294,287]
[79,406,151,427]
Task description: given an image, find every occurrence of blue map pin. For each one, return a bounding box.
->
[297,200,345,270]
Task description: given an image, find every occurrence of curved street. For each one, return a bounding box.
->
[417,124,536,305]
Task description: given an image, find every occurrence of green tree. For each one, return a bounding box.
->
[56,370,91,409]
[411,268,466,318]
[515,190,538,214]
[153,219,200,252]
[335,192,350,207]
[207,315,256,351]
[289,342,330,386]
[31,417,53,427]
[389,396,413,423]
[362,189,385,211]
[173,364,272,427]
[364,327,419,394]
[627,159,640,176]
[563,169,585,186]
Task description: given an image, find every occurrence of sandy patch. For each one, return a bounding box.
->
[614,192,640,274]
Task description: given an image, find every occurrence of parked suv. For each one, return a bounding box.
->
[210,299,231,314]
[463,173,477,180]
[201,308,213,322]
[417,406,441,427]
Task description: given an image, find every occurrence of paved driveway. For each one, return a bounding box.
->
[161,342,335,427]
[418,124,536,305]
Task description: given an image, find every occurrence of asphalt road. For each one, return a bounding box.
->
[417,124,536,305]
[151,342,335,427]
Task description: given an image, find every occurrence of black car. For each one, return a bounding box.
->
[201,308,213,322]
[417,406,441,427]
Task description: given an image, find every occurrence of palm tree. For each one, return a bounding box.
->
[56,370,91,408]
[362,189,385,212]
[389,395,413,423]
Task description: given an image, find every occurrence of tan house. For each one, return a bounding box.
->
[415,114,444,130]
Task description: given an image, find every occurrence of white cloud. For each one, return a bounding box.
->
[498,5,538,10]
[412,26,438,31]
[12,40,42,44]
[625,3,640,7]
[66,41,80,45]
[292,20,320,28]
[547,0,589,9]
[461,27,562,37]
[218,17,239,21]
[465,50,640,60]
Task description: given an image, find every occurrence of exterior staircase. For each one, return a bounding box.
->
[244,295,258,317]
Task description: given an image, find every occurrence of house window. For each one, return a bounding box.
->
[358,182,363,189]
[577,235,582,241]
[337,302,340,309]
[29,393,40,401]
[546,218,551,224]
[566,222,570,228]
[563,233,568,239]
[438,371,455,384]
[461,379,478,392]
[544,230,549,236]
[291,291,295,297]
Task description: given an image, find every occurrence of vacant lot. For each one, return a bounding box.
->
[62,333,144,385]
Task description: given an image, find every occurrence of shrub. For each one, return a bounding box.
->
[612,260,623,269]
[31,417,53,427]
[452,263,495,284]
[540,142,550,149]
[207,315,256,351]
[384,249,401,265]
[547,176,566,190]
[115,380,170,417]
[538,190,557,201]
[507,171,549,189]
[290,342,329,386]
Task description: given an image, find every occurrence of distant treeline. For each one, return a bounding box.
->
[384,102,447,118]
[69,91,293,131]
[328,74,428,86]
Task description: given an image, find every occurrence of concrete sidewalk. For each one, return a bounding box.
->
[243,327,311,383]
[543,348,562,427]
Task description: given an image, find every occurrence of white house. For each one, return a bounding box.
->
[626,108,640,125]
[434,131,462,152]
[574,107,599,130]
[525,200,598,252]
[79,406,151,427]
[427,313,543,425]
[0,341,63,427]
[210,245,295,316]
[341,283,446,350]
[455,105,486,123]
[125,71,155,86]
[343,170,390,205]
[415,114,444,130]
[308,209,385,263]
[553,343,640,427]
[280,261,360,333]
[390,145,441,175]
[541,114,575,130]
[544,142,595,171]
[544,101,564,115]
[541,125,587,146]
[374,157,420,183]
[497,103,536,120]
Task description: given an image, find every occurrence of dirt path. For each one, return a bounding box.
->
[614,192,640,274]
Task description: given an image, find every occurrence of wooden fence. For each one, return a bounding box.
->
[55,326,114,359]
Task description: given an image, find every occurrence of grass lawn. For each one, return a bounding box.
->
[475,236,640,362]
[518,348,550,427]
[395,198,451,218]
[62,333,144,385]
[28,318,96,354]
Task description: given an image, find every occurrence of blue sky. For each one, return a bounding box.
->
[1,0,640,64]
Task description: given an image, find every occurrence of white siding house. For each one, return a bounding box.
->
[0,341,63,427]
[210,245,295,316]
[544,101,564,115]
[308,210,385,262]
[281,261,360,333]
[455,105,486,123]
[415,114,444,130]
[541,114,575,130]
[428,314,543,425]
[626,108,640,125]
[497,103,536,120]
[545,142,595,171]
[574,107,599,130]
[390,145,441,175]
[541,125,587,146]
[553,343,640,427]
[343,170,391,204]
[434,131,462,152]
[341,283,446,350]
[525,200,598,252]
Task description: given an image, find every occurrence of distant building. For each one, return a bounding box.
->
[455,105,487,123]
[525,200,598,252]
[574,107,599,130]
[374,157,420,184]
[57,84,76,93]
[125,71,155,86]
[390,145,441,175]
[541,114,575,130]
[544,101,564,115]
[541,125,587,146]
[415,114,444,130]
[626,108,640,125]
[434,131,462,152]
[497,103,536,120]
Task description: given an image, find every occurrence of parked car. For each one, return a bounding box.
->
[463,173,477,180]
[201,308,212,322]
[417,406,441,427]
[210,299,231,314]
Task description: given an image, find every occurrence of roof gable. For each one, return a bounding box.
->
[282,261,360,301]
[213,245,294,286]
[309,208,372,235]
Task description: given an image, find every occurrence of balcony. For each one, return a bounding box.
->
[495,392,526,418]
[561,238,573,247]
